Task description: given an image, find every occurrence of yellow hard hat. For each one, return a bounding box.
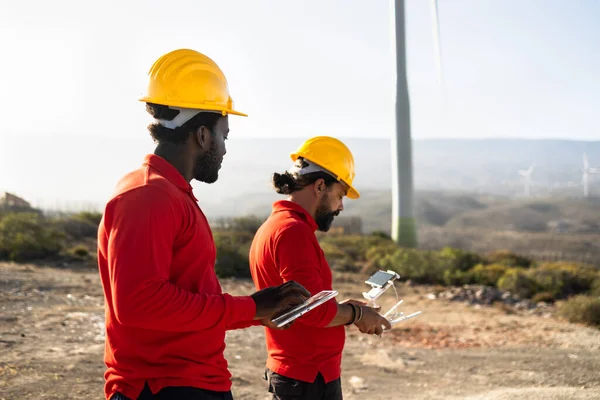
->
[290,136,360,199]
[139,49,247,117]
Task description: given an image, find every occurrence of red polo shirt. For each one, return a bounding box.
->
[249,200,344,384]
[97,154,256,400]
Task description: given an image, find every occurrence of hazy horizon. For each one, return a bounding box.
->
[3,136,600,212]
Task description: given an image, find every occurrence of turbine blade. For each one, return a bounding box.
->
[429,0,444,91]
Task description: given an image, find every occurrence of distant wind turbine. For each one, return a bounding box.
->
[582,153,600,198]
[517,162,536,197]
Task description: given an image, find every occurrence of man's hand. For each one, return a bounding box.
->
[354,305,392,336]
[260,317,293,330]
[251,281,310,321]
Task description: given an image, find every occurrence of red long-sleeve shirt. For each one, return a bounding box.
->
[97,154,256,400]
[249,200,344,384]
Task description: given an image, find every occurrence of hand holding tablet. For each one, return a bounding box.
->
[271,290,338,328]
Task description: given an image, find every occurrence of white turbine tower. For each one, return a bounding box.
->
[391,0,444,246]
[518,162,536,197]
[391,0,416,246]
[582,153,600,198]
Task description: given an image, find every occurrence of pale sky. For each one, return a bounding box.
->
[1,0,599,209]
[1,0,599,141]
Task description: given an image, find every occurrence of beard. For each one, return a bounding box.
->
[315,196,340,232]
[193,141,221,184]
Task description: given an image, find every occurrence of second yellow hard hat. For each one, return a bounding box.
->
[290,136,360,199]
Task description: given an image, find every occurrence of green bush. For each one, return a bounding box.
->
[370,231,391,240]
[497,268,538,298]
[378,248,443,284]
[485,250,533,268]
[531,291,556,304]
[470,264,508,287]
[0,212,64,262]
[443,269,474,286]
[438,247,483,272]
[74,211,103,226]
[320,236,364,262]
[365,242,399,264]
[366,244,485,285]
[227,216,265,235]
[591,278,600,297]
[69,244,90,259]
[360,242,399,274]
[320,235,393,262]
[213,230,254,247]
[558,295,600,327]
[527,262,597,299]
[434,247,482,286]
[55,216,98,239]
[214,240,250,278]
[320,241,356,271]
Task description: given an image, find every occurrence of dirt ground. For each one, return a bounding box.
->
[1,262,599,400]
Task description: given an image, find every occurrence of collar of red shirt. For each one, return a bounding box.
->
[271,200,318,232]
[143,154,199,202]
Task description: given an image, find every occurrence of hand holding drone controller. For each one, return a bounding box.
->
[339,299,392,335]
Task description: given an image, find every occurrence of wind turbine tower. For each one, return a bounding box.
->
[391,0,416,246]
[391,0,444,246]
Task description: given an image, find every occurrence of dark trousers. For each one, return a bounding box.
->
[265,369,343,400]
[111,383,233,400]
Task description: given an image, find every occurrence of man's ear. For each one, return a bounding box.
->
[193,126,211,150]
[314,178,326,197]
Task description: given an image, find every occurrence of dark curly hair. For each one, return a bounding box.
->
[145,103,222,144]
[272,170,338,195]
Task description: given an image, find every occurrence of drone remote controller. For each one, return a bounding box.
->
[361,270,422,329]
[362,270,400,307]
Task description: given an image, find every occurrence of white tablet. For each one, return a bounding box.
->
[271,290,338,328]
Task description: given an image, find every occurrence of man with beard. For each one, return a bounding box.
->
[249,136,392,400]
[97,49,310,400]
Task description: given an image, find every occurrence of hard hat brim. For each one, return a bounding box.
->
[346,187,360,200]
[138,97,248,117]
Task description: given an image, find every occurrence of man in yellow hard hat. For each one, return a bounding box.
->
[97,49,310,400]
[249,136,392,400]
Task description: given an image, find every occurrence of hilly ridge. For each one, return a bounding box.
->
[2,136,600,210]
